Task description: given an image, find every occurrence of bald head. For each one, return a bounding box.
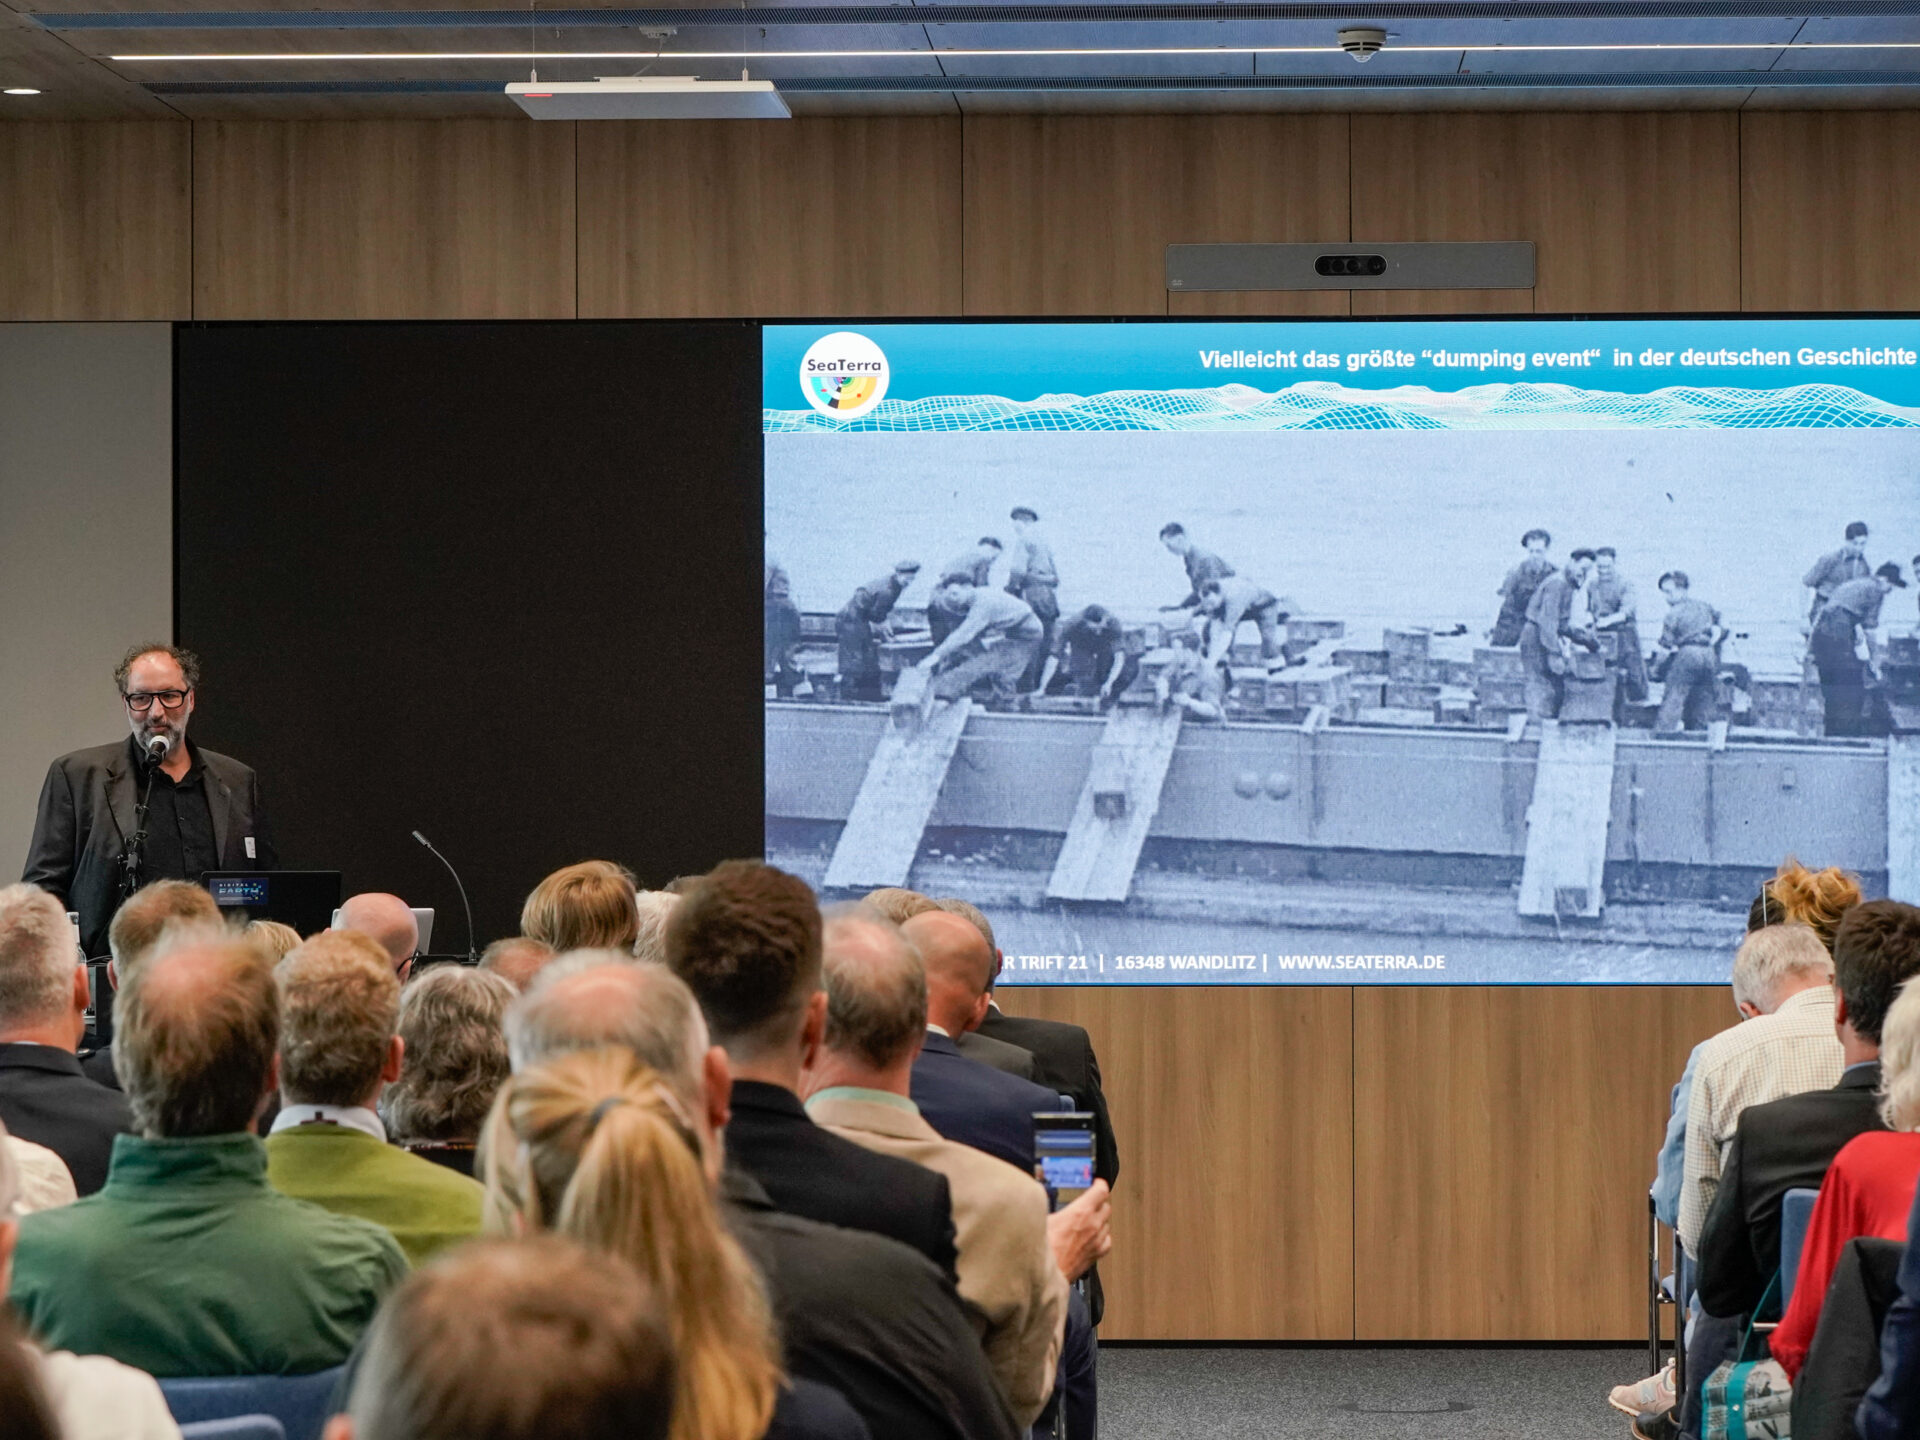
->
[338,893,418,967]
[480,936,556,992]
[505,954,707,1110]
[820,911,926,1078]
[901,910,994,1036]
[115,932,277,1138]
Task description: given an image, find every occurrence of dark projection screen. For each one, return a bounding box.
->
[176,321,763,950]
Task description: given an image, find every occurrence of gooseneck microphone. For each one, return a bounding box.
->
[411,830,478,963]
[143,733,169,765]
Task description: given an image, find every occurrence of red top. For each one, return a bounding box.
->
[1772,1130,1920,1377]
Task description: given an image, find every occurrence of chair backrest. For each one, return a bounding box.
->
[180,1417,288,1440]
[1779,1186,1821,1308]
[160,1367,345,1440]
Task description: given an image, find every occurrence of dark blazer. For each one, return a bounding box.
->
[1858,1187,1920,1440]
[953,1030,1036,1081]
[977,1005,1120,1186]
[1792,1237,1904,1440]
[0,1043,133,1196]
[23,739,273,961]
[722,1169,1020,1440]
[909,1030,1059,1176]
[724,1080,959,1279]
[1698,1063,1887,1320]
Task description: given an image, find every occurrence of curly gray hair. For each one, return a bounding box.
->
[380,965,517,1143]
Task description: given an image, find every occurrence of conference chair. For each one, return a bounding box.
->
[1647,1193,1686,1393]
[1781,1187,1821,1309]
[180,1418,287,1440]
[160,1367,344,1440]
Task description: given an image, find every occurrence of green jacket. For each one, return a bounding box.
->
[265,1123,484,1267]
[8,1132,405,1377]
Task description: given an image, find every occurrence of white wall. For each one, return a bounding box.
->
[1,324,172,885]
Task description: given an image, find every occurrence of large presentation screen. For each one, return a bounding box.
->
[763,318,1920,985]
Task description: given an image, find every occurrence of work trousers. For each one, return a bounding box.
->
[1657,646,1719,733]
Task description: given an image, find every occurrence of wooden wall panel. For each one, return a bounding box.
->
[1742,112,1920,312]
[1351,113,1740,316]
[996,986,1354,1339]
[192,120,576,319]
[0,123,189,320]
[1353,985,1732,1339]
[576,118,961,318]
[965,115,1350,317]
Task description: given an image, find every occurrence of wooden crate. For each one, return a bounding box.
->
[1332,647,1389,676]
[1384,627,1431,680]
[1287,618,1347,646]
[1560,673,1618,722]
[1385,680,1442,708]
[1475,646,1527,681]
[1477,678,1528,710]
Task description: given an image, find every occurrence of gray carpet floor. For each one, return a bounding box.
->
[1099,1345,1649,1439]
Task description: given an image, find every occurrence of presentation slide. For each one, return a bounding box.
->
[763,318,1920,985]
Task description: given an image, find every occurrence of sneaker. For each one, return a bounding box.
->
[1631,1410,1679,1440]
[1609,1363,1676,1419]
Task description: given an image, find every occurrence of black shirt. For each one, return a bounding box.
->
[130,736,219,885]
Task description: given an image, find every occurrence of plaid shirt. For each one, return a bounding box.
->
[1677,985,1844,1252]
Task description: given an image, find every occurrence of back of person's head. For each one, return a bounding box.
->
[0,1310,59,1440]
[507,955,706,1108]
[337,893,419,968]
[1730,923,1833,1013]
[1767,859,1864,955]
[522,863,639,955]
[0,884,77,1033]
[1835,901,1920,1046]
[900,909,995,1032]
[480,936,557,993]
[108,878,221,974]
[861,887,938,925]
[115,932,276,1138]
[245,919,304,964]
[933,897,996,954]
[820,910,927,1070]
[633,892,681,966]
[337,1236,675,1440]
[1879,981,1920,1130]
[481,1048,776,1440]
[663,861,820,1061]
[382,964,516,1144]
[277,931,402,1107]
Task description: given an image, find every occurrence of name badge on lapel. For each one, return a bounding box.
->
[245,836,256,861]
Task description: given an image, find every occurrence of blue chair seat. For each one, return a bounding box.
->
[160,1366,344,1440]
[180,1417,287,1440]
[1780,1186,1820,1309]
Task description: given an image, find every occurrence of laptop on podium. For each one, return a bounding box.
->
[201,870,342,939]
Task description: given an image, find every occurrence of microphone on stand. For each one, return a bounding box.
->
[143,733,170,766]
[411,830,478,964]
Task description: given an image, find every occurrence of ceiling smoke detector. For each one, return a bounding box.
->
[1338,27,1387,61]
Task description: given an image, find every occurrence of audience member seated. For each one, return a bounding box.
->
[6,1132,76,1215]
[484,1048,871,1440]
[83,877,222,1091]
[335,893,419,981]
[505,956,1019,1440]
[479,934,556,992]
[379,963,516,1177]
[0,1118,181,1440]
[0,883,131,1194]
[244,918,304,963]
[899,910,1061,1175]
[8,930,405,1375]
[1675,905,1920,1438]
[265,933,484,1264]
[1678,923,1844,1257]
[1856,1183,1920,1440]
[634,890,681,965]
[323,1236,674,1440]
[807,908,1101,1429]
[521,860,639,954]
[858,893,1032,1077]
[861,888,940,925]
[663,862,958,1276]
[1772,905,1920,1377]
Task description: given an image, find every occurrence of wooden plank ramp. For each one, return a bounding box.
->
[823,697,973,892]
[1517,720,1618,919]
[1047,706,1185,903]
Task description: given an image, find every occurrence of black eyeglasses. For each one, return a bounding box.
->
[125,689,190,713]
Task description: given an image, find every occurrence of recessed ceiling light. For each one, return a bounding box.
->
[3,86,42,95]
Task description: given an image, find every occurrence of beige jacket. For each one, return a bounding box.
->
[809,1090,1067,1427]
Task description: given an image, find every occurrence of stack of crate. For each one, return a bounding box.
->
[1266,665,1356,720]
[1332,643,1389,712]
[1474,646,1528,728]
[1747,674,1824,737]
[1383,627,1442,711]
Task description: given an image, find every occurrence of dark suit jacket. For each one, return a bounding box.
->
[1792,1237,1904,1440]
[23,740,273,960]
[1698,1063,1887,1320]
[724,1080,959,1279]
[722,1169,1019,1440]
[954,1030,1036,1081]
[1858,1187,1920,1440]
[909,1030,1059,1176]
[977,1005,1120,1186]
[0,1043,133,1195]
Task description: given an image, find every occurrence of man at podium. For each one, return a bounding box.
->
[22,643,273,960]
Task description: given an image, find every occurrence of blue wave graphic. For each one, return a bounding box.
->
[764,380,1920,433]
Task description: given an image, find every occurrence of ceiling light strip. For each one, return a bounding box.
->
[46,0,1920,27]
[142,68,1920,92]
